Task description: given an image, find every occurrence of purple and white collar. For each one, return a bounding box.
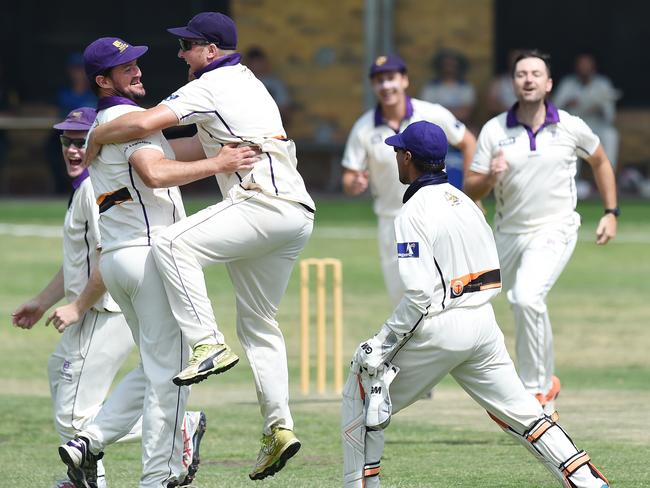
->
[194,53,242,79]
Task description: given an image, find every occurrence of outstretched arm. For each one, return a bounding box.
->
[95,105,179,144]
[12,267,65,329]
[585,144,618,245]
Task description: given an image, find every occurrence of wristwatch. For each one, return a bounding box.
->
[604,207,620,217]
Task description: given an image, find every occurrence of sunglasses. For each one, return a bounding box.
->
[178,39,211,51]
[60,135,86,149]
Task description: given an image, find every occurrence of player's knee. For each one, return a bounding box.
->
[507,288,546,313]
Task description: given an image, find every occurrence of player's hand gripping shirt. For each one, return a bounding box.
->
[63,174,119,312]
[341,97,466,218]
[89,99,185,253]
[385,176,501,336]
[160,53,314,210]
[470,102,600,233]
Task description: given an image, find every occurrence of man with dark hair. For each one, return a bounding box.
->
[342,120,610,488]
[81,13,314,479]
[464,50,618,414]
[341,54,476,307]
[57,36,257,488]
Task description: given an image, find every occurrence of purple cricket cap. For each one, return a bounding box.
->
[83,37,149,79]
[369,54,407,78]
[385,121,448,164]
[53,107,97,131]
[167,12,237,49]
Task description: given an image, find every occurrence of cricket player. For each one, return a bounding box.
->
[464,50,618,413]
[12,107,133,488]
[56,37,256,488]
[341,120,610,488]
[83,12,314,480]
[341,54,476,306]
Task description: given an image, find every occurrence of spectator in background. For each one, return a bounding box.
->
[486,48,520,117]
[245,46,293,127]
[420,49,476,124]
[419,48,476,189]
[57,53,98,117]
[47,53,98,194]
[554,52,620,175]
[553,52,620,198]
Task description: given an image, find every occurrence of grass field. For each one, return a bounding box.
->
[1,197,649,487]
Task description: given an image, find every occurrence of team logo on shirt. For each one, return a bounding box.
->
[397,242,419,258]
[451,280,465,297]
[444,192,461,206]
[164,94,180,101]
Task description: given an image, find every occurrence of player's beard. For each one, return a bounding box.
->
[115,84,146,101]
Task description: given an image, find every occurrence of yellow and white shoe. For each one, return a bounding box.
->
[173,343,239,386]
[249,427,301,480]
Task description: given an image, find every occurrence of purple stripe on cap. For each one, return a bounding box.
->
[194,53,242,79]
[506,101,560,151]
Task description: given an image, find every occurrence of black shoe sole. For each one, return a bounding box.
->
[249,440,301,481]
[173,358,239,386]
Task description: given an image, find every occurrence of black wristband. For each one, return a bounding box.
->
[604,207,620,217]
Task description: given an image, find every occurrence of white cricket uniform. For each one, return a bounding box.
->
[80,99,190,488]
[470,102,600,397]
[48,173,137,443]
[155,53,314,436]
[342,177,608,488]
[341,97,466,305]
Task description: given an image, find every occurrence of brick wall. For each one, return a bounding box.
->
[232,0,493,142]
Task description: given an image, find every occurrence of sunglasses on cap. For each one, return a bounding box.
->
[178,39,211,51]
[60,135,86,149]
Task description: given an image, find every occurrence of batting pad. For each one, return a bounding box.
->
[342,371,385,487]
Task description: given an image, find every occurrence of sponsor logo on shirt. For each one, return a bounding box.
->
[163,94,180,101]
[397,242,419,258]
[60,360,73,383]
[124,140,150,152]
[444,191,461,206]
[498,137,516,147]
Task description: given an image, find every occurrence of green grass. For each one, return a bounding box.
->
[0,197,649,487]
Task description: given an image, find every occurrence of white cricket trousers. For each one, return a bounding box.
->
[152,187,314,435]
[47,309,139,443]
[343,304,607,488]
[496,221,578,396]
[81,246,190,488]
[377,216,404,307]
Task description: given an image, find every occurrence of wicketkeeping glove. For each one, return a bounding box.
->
[353,324,407,375]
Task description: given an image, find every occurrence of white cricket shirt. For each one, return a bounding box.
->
[341,97,466,218]
[386,177,501,336]
[63,174,119,312]
[470,102,600,234]
[160,54,314,210]
[89,100,186,253]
